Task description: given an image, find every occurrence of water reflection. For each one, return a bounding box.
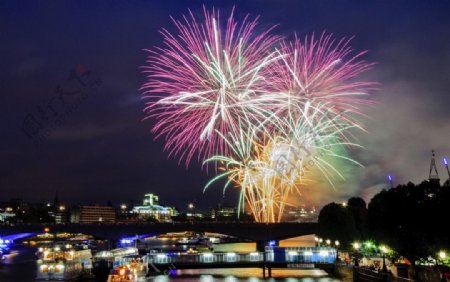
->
[149,268,341,282]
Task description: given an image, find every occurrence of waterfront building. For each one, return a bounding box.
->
[285,206,317,223]
[70,205,116,224]
[210,203,237,221]
[54,205,69,224]
[0,209,15,222]
[132,193,179,222]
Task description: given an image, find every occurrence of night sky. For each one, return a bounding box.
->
[2,1,450,211]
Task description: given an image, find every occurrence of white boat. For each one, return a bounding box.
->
[36,245,93,281]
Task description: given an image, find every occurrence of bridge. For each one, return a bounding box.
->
[144,246,337,277]
[0,222,317,242]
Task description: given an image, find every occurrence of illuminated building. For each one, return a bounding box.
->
[285,206,317,223]
[0,209,15,222]
[143,193,159,206]
[70,205,116,224]
[210,203,237,221]
[132,193,179,222]
[54,204,69,224]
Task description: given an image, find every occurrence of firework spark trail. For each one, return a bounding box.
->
[204,104,364,223]
[142,8,375,223]
[141,7,282,166]
[263,32,376,139]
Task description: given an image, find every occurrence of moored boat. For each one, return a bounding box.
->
[35,245,92,281]
[92,247,139,280]
[106,257,147,282]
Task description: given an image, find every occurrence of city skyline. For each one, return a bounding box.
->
[2,1,450,210]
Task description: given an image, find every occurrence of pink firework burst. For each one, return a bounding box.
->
[265,32,377,132]
[141,7,281,167]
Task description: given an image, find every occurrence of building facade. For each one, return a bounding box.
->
[71,205,116,224]
[132,193,178,222]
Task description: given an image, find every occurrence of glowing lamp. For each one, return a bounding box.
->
[444,158,448,165]
[439,251,446,259]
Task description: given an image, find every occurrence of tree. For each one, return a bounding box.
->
[318,202,358,248]
[347,197,368,238]
[368,180,450,273]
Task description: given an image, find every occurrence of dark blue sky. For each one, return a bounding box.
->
[1,1,450,210]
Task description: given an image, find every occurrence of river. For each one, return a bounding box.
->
[0,247,342,282]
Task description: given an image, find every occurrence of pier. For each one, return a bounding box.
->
[144,246,337,278]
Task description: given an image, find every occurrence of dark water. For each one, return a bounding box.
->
[0,247,342,282]
[0,247,37,282]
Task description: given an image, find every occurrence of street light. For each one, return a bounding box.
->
[380,245,388,273]
[335,241,340,261]
[353,242,361,266]
[326,239,331,245]
[438,251,447,282]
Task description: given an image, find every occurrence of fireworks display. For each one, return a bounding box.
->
[141,7,282,166]
[142,7,375,223]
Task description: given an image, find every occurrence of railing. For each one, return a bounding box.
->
[145,247,336,265]
[354,266,389,282]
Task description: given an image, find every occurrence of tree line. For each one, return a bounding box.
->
[317,180,450,265]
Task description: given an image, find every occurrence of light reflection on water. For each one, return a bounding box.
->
[149,268,341,282]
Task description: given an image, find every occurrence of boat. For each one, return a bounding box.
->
[92,247,139,280]
[107,257,147,282]
[35,245,93,281]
